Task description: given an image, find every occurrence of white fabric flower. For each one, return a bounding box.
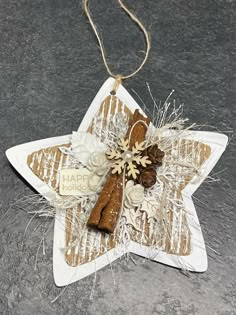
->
[125,180,144,208]
[71,132,106,166]
[87,173,102,192]
[88,151,109,175]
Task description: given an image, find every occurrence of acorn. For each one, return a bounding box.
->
[144,144,165,166]
[137,167,157,188]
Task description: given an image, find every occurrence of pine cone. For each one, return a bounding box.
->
[144,145,165,166]
[137,167,157,188]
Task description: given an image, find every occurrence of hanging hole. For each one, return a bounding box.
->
[110,90,116,95]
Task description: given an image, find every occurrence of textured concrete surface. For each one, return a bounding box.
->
[0,0,235,314]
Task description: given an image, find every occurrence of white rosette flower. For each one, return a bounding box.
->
[88,151,110,175]
[87,152,111,191]
[71,131,107,167]
[124,180,144,209]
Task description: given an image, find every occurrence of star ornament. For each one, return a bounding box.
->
[6,78,228,286]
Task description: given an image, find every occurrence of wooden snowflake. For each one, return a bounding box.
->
[106,137,152,179]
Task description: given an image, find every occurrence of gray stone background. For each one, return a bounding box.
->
[0,0,235,314]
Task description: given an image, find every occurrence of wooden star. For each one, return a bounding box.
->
[6,78,228,286]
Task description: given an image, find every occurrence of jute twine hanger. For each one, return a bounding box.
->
[83,0,151,93]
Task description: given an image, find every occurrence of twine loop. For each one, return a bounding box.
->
[83,0,151,85]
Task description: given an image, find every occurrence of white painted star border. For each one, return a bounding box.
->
[6,78,228,287]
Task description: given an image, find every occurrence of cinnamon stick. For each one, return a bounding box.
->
[87,109,150,233]
[127,109,151,148]
[87,173,117,227]
[98,173,123,233]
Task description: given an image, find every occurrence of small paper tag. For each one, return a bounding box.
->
[59,168,92,195]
